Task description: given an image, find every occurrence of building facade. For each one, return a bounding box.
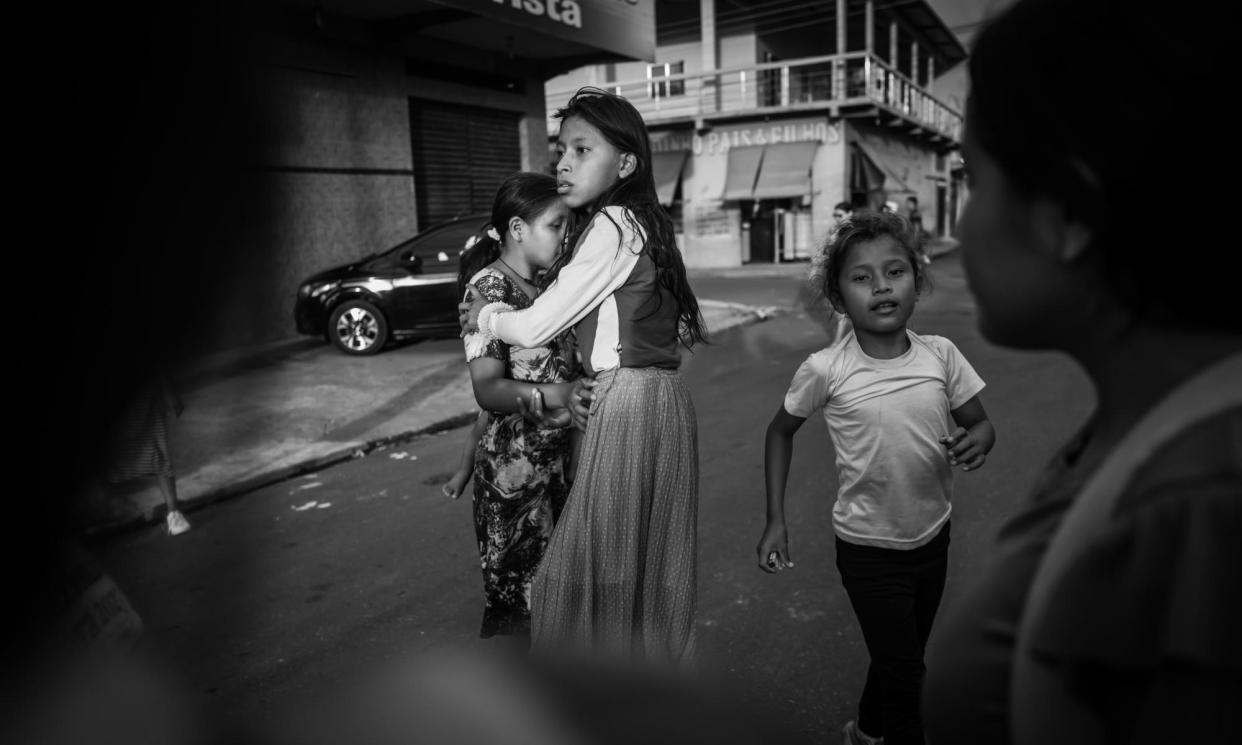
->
[228,0,652,348]
[545,0,967,268]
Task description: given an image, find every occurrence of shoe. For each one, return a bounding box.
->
[842,720,884,745]
[166,510,192,536]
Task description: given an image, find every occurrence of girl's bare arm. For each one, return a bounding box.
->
[758,406,806,572]
[945,395,996,471]
[467,357,575,414]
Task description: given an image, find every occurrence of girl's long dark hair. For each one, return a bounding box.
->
[548,87,708,348]
[457,171,562,298]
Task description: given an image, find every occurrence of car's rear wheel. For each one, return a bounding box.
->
[328,300,388,355]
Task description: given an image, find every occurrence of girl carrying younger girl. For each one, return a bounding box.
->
[463,87,707,666]
[756,210,995,745]
[458,171,580,643]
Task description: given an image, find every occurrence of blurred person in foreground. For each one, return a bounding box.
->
[265,646,817,745]
[6,2,268,744]
[923,1,1240,743]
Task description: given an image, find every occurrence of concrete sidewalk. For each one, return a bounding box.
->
[78,297,783,536]
[80,238,958,536]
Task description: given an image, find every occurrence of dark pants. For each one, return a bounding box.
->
[835,522,950,745]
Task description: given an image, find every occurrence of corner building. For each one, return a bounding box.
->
[545,0,967,268]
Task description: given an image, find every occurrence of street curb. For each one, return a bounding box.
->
[82,443,364,540]
[81,409,490,541]
[82,300,781,539]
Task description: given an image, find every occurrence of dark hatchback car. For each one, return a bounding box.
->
[295,213,485,355]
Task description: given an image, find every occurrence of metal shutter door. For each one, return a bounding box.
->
[410,98,521,227]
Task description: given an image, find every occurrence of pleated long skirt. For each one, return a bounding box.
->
[529,366,699,667]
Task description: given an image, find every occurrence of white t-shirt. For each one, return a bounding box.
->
[783,328,985,549]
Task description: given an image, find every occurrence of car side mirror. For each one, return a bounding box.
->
[402,252,424,273]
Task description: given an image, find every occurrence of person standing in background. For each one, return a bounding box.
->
[904,196,923,235]
[833,201,854,232]
[102,372,191,536]
[904,196,931,265]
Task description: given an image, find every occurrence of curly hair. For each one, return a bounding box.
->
[809,209,930,312]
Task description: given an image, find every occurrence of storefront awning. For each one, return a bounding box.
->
[752,141,819,200]
[850,142,887,193]
[652,150,689,207]
[721,145,765,201]
[851,141,915,194]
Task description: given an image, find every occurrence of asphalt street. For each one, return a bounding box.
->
[91,251,1094,743]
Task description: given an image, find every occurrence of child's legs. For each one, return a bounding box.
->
[835,525,950,745]
[154,473,180,511]
[914,522,950,649]
[470,471,530,638]
[837,546,922,743]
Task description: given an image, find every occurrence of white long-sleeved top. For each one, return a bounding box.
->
[486,206,681,375]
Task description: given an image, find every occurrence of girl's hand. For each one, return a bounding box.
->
[569,377,596,431]
[458,284,486,335]
[940,427,987,471]
[441,469,471,500]
[756,524,794,573]
[516,387,572,429]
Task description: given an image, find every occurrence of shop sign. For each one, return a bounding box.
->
[651,120,840,157]
[430,0,655,60]
[693,209,733,237]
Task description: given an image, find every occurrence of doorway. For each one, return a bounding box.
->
[936,184,947,239]
[747,201,775,263]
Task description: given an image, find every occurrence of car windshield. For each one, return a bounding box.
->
[363,216,484,274]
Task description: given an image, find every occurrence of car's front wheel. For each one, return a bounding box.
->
[328,299,388,355]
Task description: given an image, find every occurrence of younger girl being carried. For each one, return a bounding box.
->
[463,87,707,667]
[756,211,995,745]
[458,171,581,643]
[442,205,580,502]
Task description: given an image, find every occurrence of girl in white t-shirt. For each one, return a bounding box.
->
[756,210,996,745]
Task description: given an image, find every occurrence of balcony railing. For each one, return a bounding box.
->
[547,52,962,143]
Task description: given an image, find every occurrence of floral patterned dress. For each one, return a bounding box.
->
[463,267,577,638]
